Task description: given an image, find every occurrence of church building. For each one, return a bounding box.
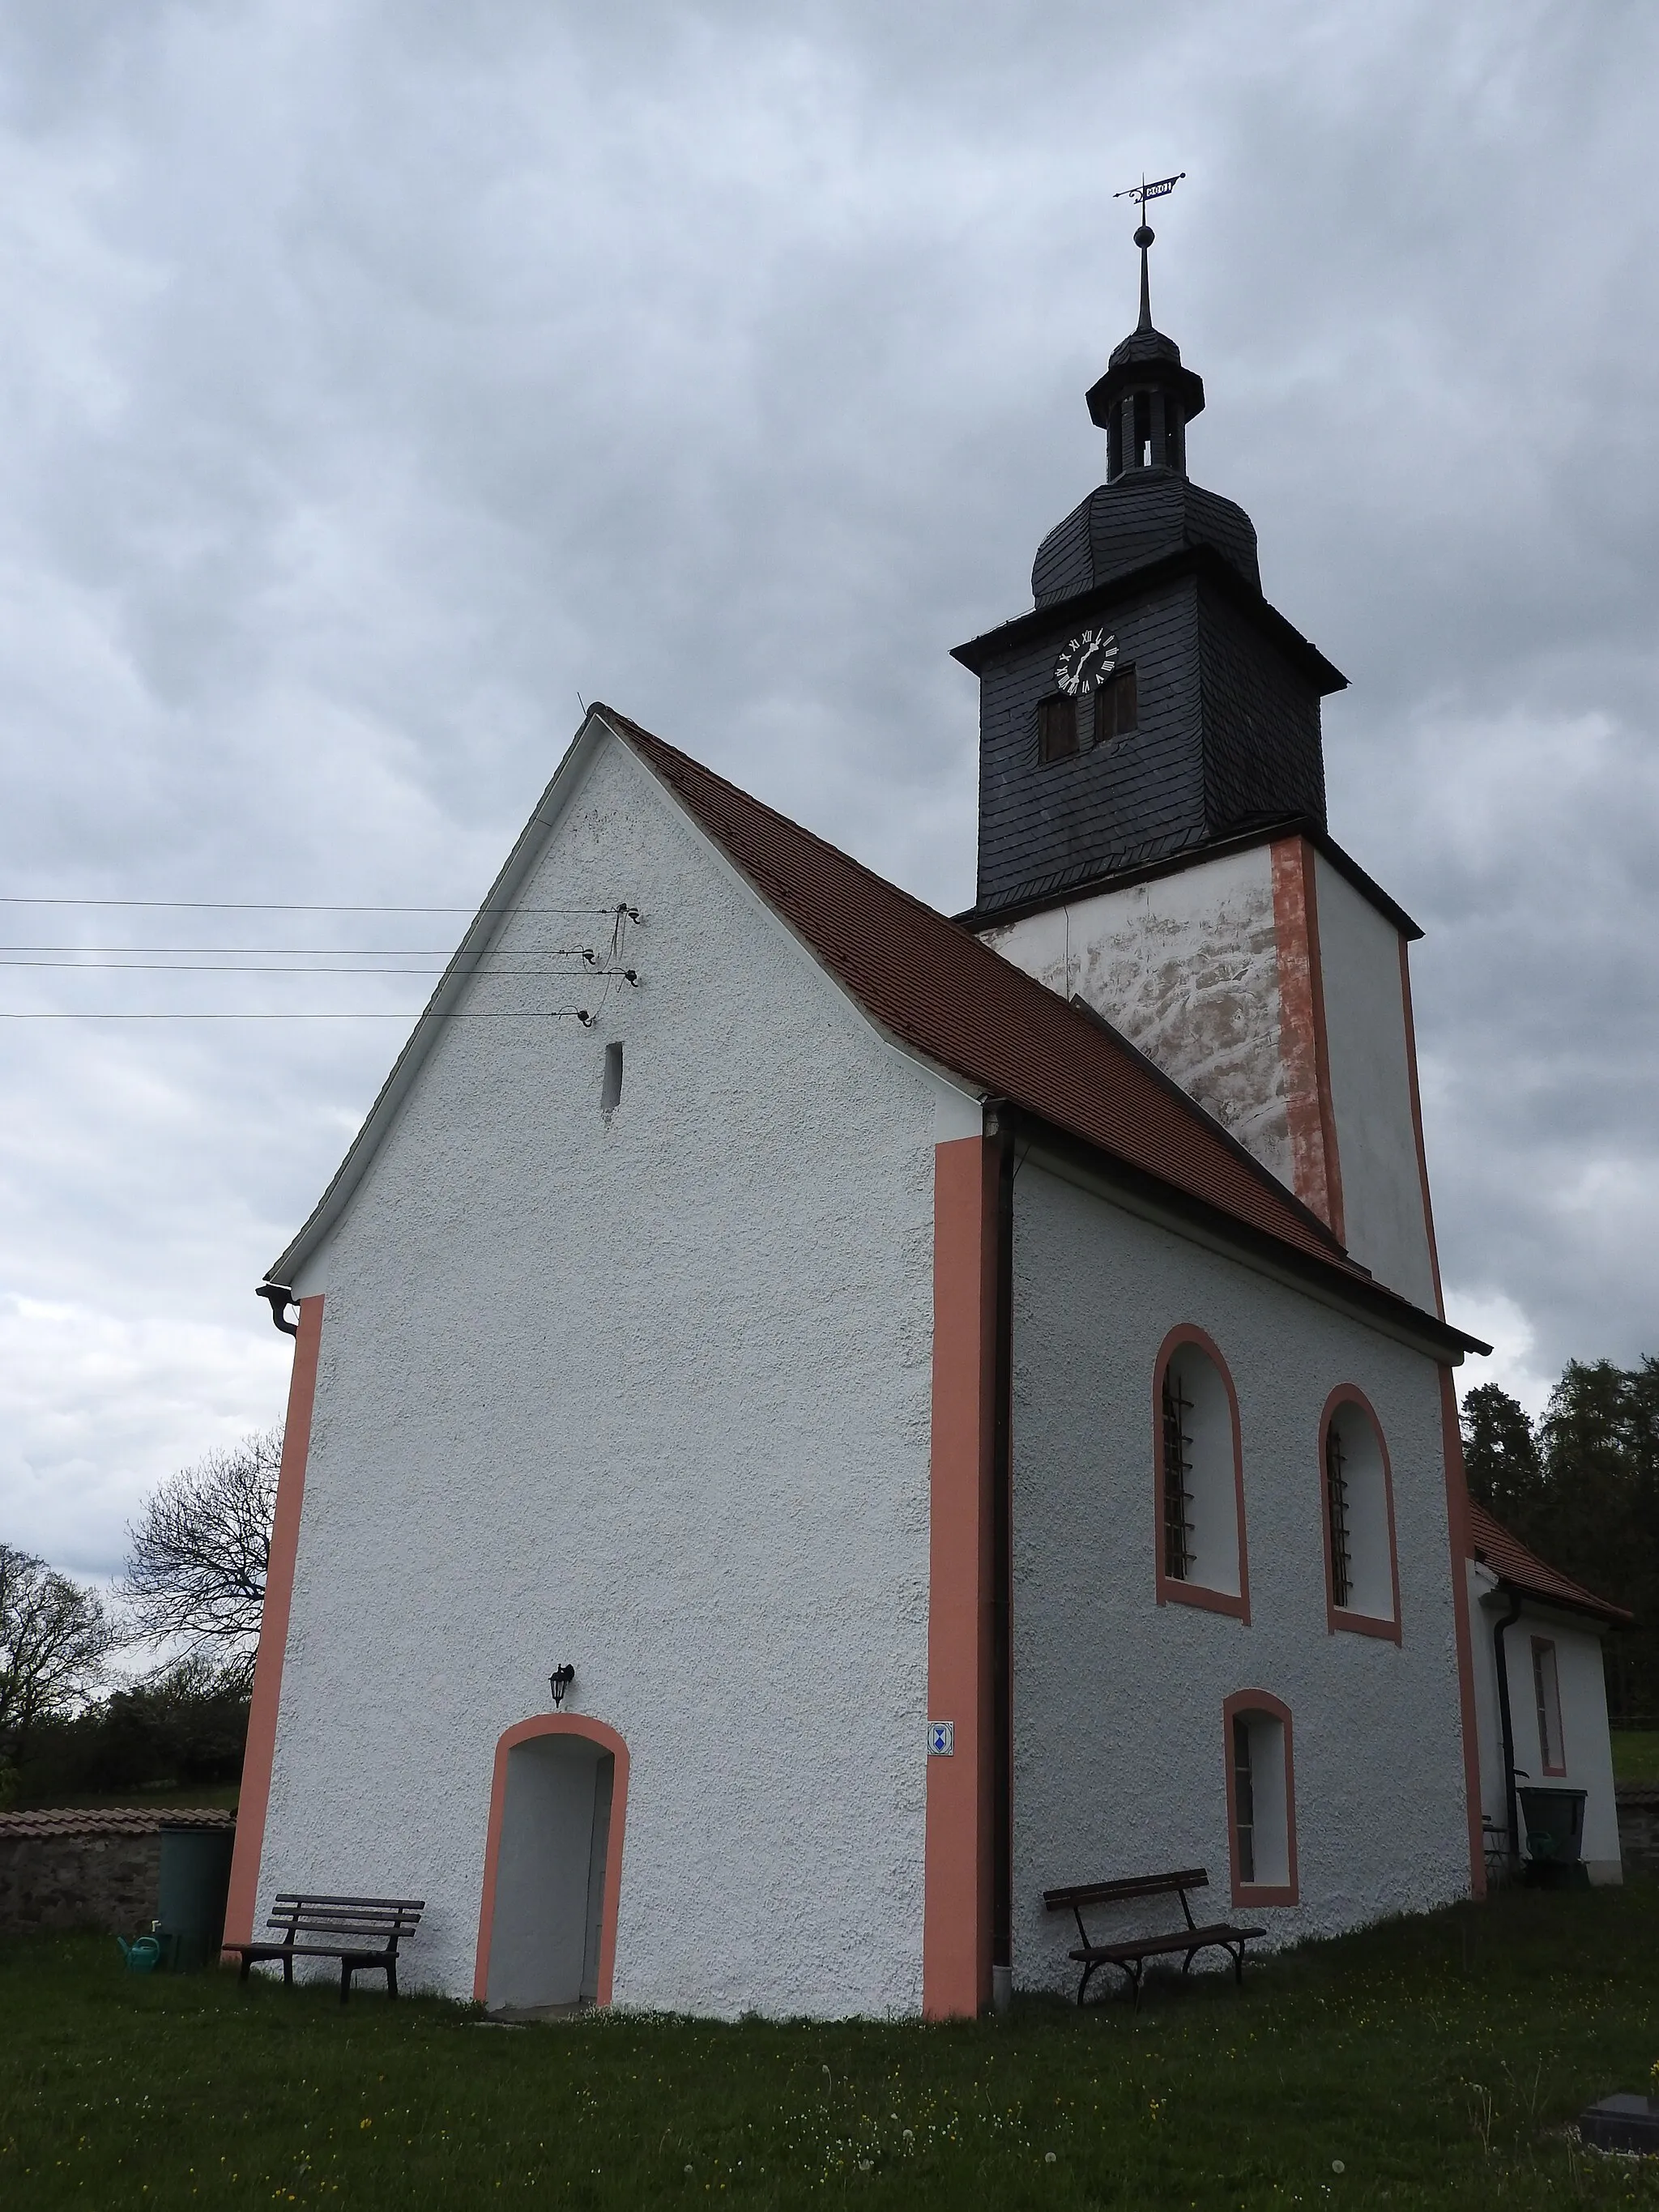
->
[224,211,1619,2016]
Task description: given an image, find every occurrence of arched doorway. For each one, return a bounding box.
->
[473,1715,629,2011]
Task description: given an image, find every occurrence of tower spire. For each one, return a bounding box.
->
[1114,171,1183,333]
[1090,172,1201,480]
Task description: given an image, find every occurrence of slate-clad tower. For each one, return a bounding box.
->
[957,214,1445,1317]
[953,222,1345,918]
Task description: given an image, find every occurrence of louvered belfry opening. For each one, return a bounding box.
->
[1106,380,1188,479]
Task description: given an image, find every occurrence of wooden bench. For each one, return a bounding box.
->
[1043,1868,1262,2007]
[226,1894,424,2003]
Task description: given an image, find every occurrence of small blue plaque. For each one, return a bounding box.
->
[928,1720,955,1757]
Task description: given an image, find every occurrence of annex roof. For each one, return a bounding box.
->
[1465,1500,1631,1626]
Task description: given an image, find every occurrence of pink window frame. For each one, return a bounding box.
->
[471,1712,631,2007]
[1531,1637,1567,1776]
[1317,1384,1402,1643]
[1222,1688,1299,1908]
[1153,1324,1251,1623]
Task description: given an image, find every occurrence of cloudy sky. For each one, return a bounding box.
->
[2,0,1656,1582]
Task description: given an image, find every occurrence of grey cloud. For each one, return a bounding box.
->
[1,0,1656,1570]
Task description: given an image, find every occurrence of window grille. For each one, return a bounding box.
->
[1161,1365,1196,1581]
[1232,1714,1256,1885]
[1325,1420,1353,1609]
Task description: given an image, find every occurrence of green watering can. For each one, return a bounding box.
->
[117,1933,162,1974]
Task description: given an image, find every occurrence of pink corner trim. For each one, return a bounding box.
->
[222,1294,322,1956]
[1438,1367,1489,1899]
[923,1135,998,2020]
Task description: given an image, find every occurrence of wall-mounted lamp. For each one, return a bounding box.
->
[549,1664,575,1710]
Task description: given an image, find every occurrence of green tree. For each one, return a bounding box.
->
[0,1546,117,1778]
[1534,1359,1659,1721]
[1460,1383,1542,1521]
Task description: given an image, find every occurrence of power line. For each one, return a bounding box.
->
[0,1009,601,1021]
[0,944,599,957]
[0,897,637,915]
[0,960,626,974]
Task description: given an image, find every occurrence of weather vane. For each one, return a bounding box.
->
[1112,172,1185,329]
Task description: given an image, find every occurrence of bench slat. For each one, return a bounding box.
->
[271,1894,425,1907]
[1044,1868,1208,1911]
[1070,1922,1263,1965]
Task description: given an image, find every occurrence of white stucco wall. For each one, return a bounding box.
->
[979,845,1290,1182]
[1311,855,1437,1311]
[1009,1159,1472,1993]
[261,731,968,2016]
[1466,1567,1622,1882]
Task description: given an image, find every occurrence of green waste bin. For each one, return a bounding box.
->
[1518,1786,1586,1864]
[156,1821,236,1971]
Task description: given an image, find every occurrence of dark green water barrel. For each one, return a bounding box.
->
[1517,1786,1587,1865]
[156,1821,236,1971]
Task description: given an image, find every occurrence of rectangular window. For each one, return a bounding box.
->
[600,1040,624,1116]
[1231,1715,1256,1886]
[1038,693,1080,762]
[1094,663,1138,742]
[1533,1639,1565,1775]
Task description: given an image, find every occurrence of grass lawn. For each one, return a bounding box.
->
[4,1884,1659,2209]
[1612,1733,1659,1784]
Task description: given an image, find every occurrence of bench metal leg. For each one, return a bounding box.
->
[283,1955,294,1987]
[385,1959,399,2001]
[340,1962,353,2005]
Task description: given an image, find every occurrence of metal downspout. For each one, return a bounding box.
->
[1491,1587,1526,1873]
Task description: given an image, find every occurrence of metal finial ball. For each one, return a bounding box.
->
[1134,224,1155,249]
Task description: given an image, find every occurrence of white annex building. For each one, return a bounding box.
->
[224,230,1623,2015]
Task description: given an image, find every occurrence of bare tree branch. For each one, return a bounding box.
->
[0,1547,117,1761]
[118,1427,281,1685]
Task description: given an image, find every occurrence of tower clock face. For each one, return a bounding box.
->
[1054,628,1118,696]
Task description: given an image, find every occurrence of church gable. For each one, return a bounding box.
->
[278,717,961,1299]
[255,722,963,2013]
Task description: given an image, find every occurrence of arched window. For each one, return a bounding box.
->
[1222,1690,1298,1906]
[1154,1328,1249,1622]
[1319,1388,1401,1640]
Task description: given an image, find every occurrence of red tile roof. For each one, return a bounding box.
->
[604,708,1476,1348]
[1465,1501,1631,1625]
[0,1806,235,1840]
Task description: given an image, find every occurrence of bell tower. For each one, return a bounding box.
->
[954,184,1444,1317]
[953,181,1342,921]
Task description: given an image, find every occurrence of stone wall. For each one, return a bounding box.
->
[1616,1785,1659,1873]
[0,1809,234,1937]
